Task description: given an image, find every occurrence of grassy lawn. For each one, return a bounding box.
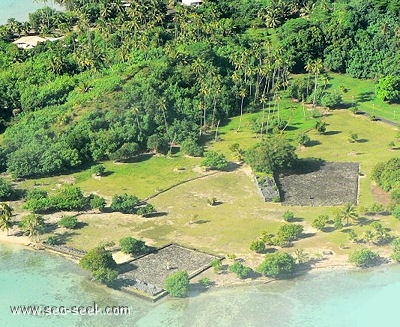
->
[19,154,202,200]
[13,83,400,265]
[325,73,400,123]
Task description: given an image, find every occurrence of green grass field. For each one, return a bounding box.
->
[321,73,400,122]
[13,73,400,265]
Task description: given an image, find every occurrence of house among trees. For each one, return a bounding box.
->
[13,36,63,49]
[181,0,203,6]
[12,35,47,49]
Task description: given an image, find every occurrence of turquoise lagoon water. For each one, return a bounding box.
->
[1,244,400,327]
[0,0,63,25]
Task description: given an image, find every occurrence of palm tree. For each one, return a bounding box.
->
[237,88,247,132]
[20,214,45,241]
[340,203,358,226]
[304,60,313,99]
[0,203,13,236]
[311,58,323,107]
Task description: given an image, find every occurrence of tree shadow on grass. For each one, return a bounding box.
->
[301,232,316,239]
[119,153,154,164]
[191,219,211,225]
[289,157,326,175]
[356,138,368,143]
[289,217,304,223]
[54,231,78,244]
[356,91,374,102]
[322,226,335,233]
[144,212,168,218]
[75,221,88,229]
[357,217,374,226]
[324,130,341,136]
[307,140,321,147]
[223,162,242,172]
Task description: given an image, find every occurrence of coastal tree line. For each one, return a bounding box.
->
[0,0,398,177]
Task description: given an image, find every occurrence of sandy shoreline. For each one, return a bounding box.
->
[0,232,394,293]
[0,231,32,246]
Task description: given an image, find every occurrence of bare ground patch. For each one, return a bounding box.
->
[278,161,359,206]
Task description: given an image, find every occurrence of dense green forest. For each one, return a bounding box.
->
[0,0,399,178]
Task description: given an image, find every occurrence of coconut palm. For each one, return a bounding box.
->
[340,203,358,226]
[20,214,45,241]
[0,203,13,236]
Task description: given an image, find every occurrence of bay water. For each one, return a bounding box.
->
[1,244,399,327]
[1,1,399,325]
[0,0,63,25]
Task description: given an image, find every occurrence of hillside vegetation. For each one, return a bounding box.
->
[0,1,400,283]
[0,0,398,178]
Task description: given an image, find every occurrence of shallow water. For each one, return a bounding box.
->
[1,243,400,326]
[0,0,63,25]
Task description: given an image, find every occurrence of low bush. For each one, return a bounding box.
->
[165,271,189,298]
[180,139,203,157]
[257,252,296,278]
[110,194,139,214]
[119,237,147,255]
[228,261,252,279]
[349,248,380,268]
[250,239,266,253]
[59,216,78,229]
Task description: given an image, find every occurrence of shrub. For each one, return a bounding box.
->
[207,197,217,206]
[349,106,358,114]
[181,139,204,157]
[245,135,297,174]
[89,195,106,211]
[228,261,252,279]
[369,202,385,214]
[314,120,327,134]
[250,239,266,253]
[110,194,139,213]
[333,216,343,230]
[282,210,294,222]
[109,142,140,161]
[276,224,303,244]
[392,206,400,219]
[348,132,358,143]
[165,270,189,298]
[46,235,61,245]
[391,238,400,262]
[91,164,106,176]
[119,237,147,255]
[59,216,78,229]
[347,229,358,243]
[390,188,400,203]
[201,151,228,170]
[312,215,328,231]
[211,259,222,273]
[349,248,380,268]
[51,185,87,211]
[147,134,169,154]
[229,143,245,161]
[80,246,118,285]
[320,91,342,109]
[136,204,156,217]
[257,252,296,278]
[0,178,14,200]
[26,188,48,201]
[23,189,50,212]
[199,277,212,287]
[19,214,45,239]
[296,133,310,146]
